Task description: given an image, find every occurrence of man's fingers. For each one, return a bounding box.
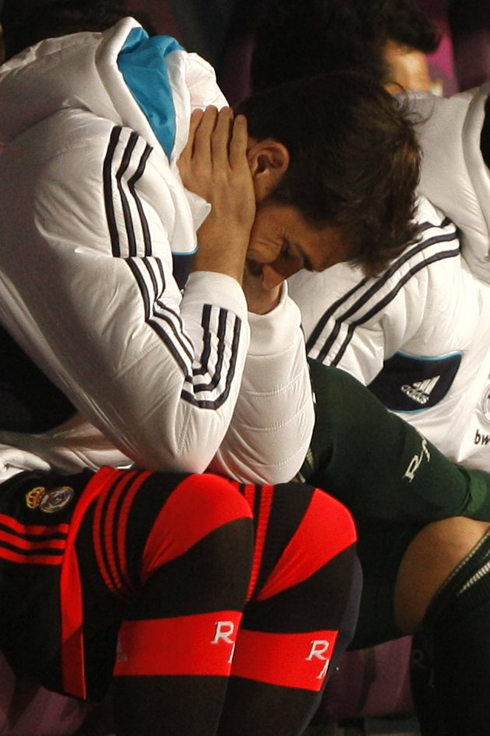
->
[178,106,254,235]
[210,107,234,164]
[179,107,204,163]
[192,105,219,161]
[180,107,247,174]
[229,114,249,169]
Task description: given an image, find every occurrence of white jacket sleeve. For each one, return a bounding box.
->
[211,284,314,483]
[288,199,463,385]
[0,113,313,481]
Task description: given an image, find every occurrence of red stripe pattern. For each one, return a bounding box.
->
[231,628,339,691]
[93,469,151,600]
[242,485,274,602]
[114,611,243,677]
[60,469,254,695]
[0,512,69,566]
[256,489,357,602]
[141,474,253,583]
[61,466,123,698]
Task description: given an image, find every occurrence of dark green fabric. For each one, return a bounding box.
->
[301,360,490,647]
[304,359,490,524]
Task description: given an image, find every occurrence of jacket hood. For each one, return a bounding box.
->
[0,17,227,244]
[0,17,226,162]
[0,18,140,145]
[413,85,490,283]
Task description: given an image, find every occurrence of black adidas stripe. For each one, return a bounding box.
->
[103,126,123,257]
[116,132,139,257]
[151,306,195,366]
[307,223,459,359]
[103,126,244,410]
[194,307,229,393]
[142,257,165,300]
[326,246,460,365]
[193,304,213,378]
[128,143,153,257]
[125,258,195,367]
[103,126,154,259]
[181,313,242,409]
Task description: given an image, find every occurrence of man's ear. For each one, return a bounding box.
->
[247,139,290,203]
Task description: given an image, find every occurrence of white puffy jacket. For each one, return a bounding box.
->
[0,18,314,483]
[289,88,490,470]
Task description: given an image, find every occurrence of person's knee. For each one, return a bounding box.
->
[302,486,357,560]
[182,473,253,523]
[395,517,490,632]
[257,484,358,599]
[142,473,254,585]
[159,472,253,533]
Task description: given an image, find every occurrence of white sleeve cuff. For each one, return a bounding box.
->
[247,282,303,356]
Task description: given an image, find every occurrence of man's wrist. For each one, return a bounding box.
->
[193,222,250,283]
[246,284,282,314]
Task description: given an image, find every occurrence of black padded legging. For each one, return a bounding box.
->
[411,530,490,736]
[71,468,360,736]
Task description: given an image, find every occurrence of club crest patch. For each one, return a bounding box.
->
[25,486,74,513]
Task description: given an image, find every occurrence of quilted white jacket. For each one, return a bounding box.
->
[0,18,314,483]
[290,87,490,470]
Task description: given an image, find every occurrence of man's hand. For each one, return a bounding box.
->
[178,106,256,284]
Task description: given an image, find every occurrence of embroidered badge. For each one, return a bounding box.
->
[25,486,74,513]
[25,487,46,509]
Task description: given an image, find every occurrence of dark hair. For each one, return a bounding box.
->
[1,0,157,60]
[251,0,440,92]
[236,72,420,277]
[383,0,440,54]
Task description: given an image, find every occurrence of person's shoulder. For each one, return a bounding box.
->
[414,193,455,230]
[407,194,461,270]
[17,110,131,180]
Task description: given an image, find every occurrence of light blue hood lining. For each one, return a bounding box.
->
[118,28,183,158]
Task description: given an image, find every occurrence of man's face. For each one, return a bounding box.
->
[246,203,350,290]
[383,40,434,94]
